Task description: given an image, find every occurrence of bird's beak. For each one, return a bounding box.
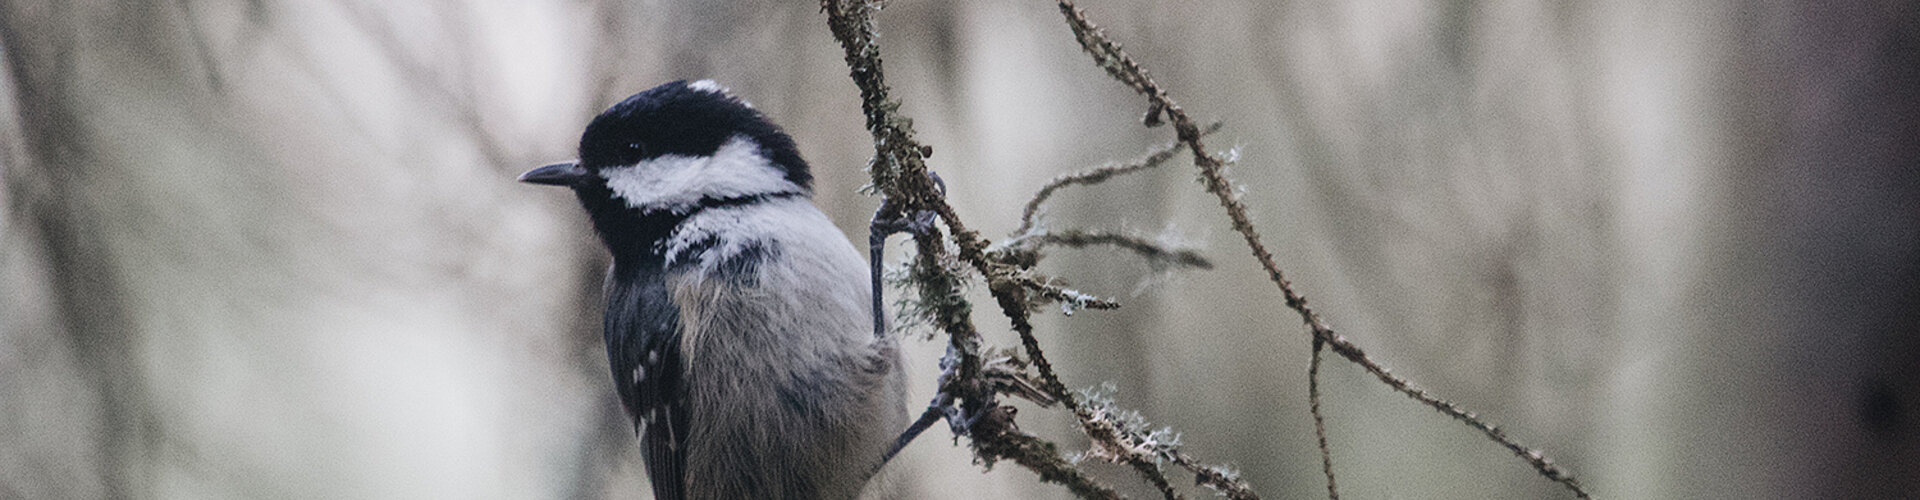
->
[518,161,588,186]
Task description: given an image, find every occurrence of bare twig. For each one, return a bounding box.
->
[1015,122,1223,235]
[1309,339,1339,500]
[1331,335,1589,495]
[1052,1,1590,498]
[1166,451,1258,500]
[991,227,1207,314]
[1005,229,1212,271]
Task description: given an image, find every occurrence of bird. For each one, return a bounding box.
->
[520,80,908,500]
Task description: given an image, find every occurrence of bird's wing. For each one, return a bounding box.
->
[604,266,688,500]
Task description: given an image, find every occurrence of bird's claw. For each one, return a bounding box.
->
[871,171,944,237]
[867,172,946,339]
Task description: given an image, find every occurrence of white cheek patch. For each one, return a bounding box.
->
[600,136,801,213]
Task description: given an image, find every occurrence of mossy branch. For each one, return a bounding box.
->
[822,1,1245,498]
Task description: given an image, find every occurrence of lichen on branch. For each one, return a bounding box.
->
[820,1,1249,498]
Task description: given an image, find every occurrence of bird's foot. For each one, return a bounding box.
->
[866,172,945,339]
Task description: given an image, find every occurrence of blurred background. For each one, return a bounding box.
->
[3,0,1916,498]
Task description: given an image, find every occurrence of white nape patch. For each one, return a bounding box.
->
[660,196,825,269]
[599,136,801,213]
[688,79,726,93]
[666,194,876,391]
[687,79,752,108]
[664,195,852,280]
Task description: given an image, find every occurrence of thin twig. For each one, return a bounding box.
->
[1016,122,1223,236]
[1309,338,1339,500]
[1007,229,1213,271]
[1166,451,1258,500]
[1326,333,1589,495]
[884,397,949,464]
[1011,273,1123,311]
[1052,1,1590,498]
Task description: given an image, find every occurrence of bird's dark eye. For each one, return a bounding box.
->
[601,142,648,165]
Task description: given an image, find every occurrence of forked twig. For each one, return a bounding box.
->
[1052,1,1589,498]
[1310,338,1339,500]
[1016,122,1223,235]
[1005,230,1212,272]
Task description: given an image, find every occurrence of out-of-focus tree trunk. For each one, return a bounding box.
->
[1,1,610,497]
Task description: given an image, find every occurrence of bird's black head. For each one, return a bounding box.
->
[574,80,810,187]
[520,80,813,257]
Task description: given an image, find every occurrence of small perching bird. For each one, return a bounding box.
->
[520,80,908,500]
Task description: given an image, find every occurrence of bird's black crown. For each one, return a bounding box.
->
[578,80,811,189]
